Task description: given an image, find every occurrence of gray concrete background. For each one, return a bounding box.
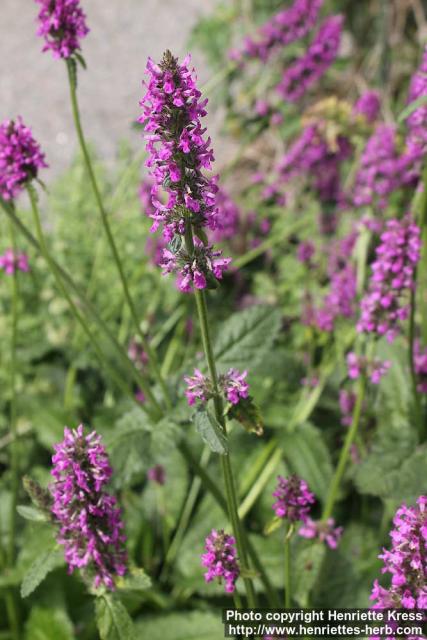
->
[0,0,219,179]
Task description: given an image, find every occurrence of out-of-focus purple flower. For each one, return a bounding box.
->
[210,187,240,243]
[301,375,319,388]
[357,217,421,342]
[272,475,315,523]
[270,112,284,127]
[234,0,323,63]
[0,249,30,275]
[353,125,416,209]
[128,338,149,369]
[414,340,427,393]
[255,99,270,117]
[35,0,89,59]
[353,91,381,123]
[202,529,240,593]
[135,389,146,404]
[297,241,315,265]
[299,517,343,549]
[339,389,356,426]
[406,47,427,156]
[369,496,427,633]
[184,369,210,406]
[50,425,127,590]
[0,117,47,201]
[277,15,343,102]
[346,352,391,384]
[147,464,166,486]
[184,367,249,406]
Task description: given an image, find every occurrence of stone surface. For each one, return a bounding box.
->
[0,0,219,178]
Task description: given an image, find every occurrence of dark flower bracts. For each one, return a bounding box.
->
[50,425,127,590]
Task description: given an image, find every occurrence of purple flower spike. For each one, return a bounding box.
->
[0,249,30,275]
[201,529,240,593]
[299,517,343,549]
[406,47,427,157]
[369,496,427,634]
[272,475,315,523]
[357,217,421,342]
[353,91,381,123]
[0,117,47,201]
[50,425,127,590]
[277,15,343,102]
[35,0,89,59]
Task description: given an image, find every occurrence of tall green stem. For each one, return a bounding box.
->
[322,376,366,520]
[66,61,171,408]
[284,525,292,609]
[27,186,160,415]
[184,223,256,607]
[409,283,424,440]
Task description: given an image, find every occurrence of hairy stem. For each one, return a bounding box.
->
[284,526,292,609]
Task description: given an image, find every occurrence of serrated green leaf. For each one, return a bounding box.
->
[95,595,136,640]
[135,611,222,640]
[214,305,282,371]
[116,567,151,593]
[281,423,333,501]
[21,545,63,598]
[293,541,326,606]
[194,407,228,454]
[25,606,74,640]
[17,505,47,522]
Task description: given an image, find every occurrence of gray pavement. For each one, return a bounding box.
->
[0,0,220,179]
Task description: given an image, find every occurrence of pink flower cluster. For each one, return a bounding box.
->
[353,90,381,123]
[357,217,421,342]
[0,249,30,275]
[50,425,127,590]
[352,126,416,209]
[299,518,343,549]
[370,496,427,635]
[277,15,343,102]
[414,340,427,394]
[184,368,249,406]
[232,0,323,63]
[346,352,391,384]
[272,475,315,523]
[339,389,356,426]
[0,117,47,201]
[201,529,240,593]
[139,51,230,290]
[35,0,89,59]
[406,47,427,156]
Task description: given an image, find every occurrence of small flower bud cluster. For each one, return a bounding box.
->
[0,249,30,275]
[299,518,343,549]
[277,15,343,102]
[346,352,391,384]
[272,475,315,523]
[231,0,323,63]
[50,425,127,590]
[184,368,249,406]
[139,51,231,291]
[35,0,89,59]
[201,529,240,593]
[0,117,47,201]
[357,217,421,342]
[369,497,427,623]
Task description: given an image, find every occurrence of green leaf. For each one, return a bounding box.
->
[25,606,74,640]
[397,93,427,123]
[214,305,282,371]
[194,407,228,454]
[95,595,136,640]
[21,545,63,598]
[17,505,47,522]
[227,396,264,435]
[293,541,326,606]
[116,567,151,593]
[135,611,223,640]
[281,423,333,501]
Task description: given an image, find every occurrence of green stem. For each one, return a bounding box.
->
[66,61,171,409]
[2,199,160,415]
[322,376,366,520]
[184,223,257,607]
[284,525,292,609]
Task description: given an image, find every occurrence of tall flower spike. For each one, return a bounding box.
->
[139,51,231,291]
[50,425,127,590]
[369,496,427,637]
[0,117,47,201]
[272,475,315,523]
[406,46,427,157]
[201,529,240,593]
[357,217,421,342]
[35,0,89,59]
